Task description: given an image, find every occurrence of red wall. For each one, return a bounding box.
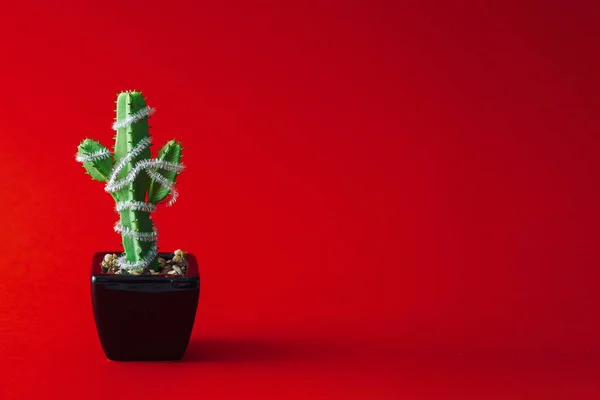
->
[1,0,599,356]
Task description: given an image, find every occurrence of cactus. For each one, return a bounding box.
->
[75,90,184,272]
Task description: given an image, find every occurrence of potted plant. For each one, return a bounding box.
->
[75,90,200,361]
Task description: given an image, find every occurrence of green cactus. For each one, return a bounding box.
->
[76,90,184,272]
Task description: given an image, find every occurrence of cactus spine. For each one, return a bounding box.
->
[76,90,184,272]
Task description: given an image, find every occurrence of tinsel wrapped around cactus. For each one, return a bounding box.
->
[75,90,184,272]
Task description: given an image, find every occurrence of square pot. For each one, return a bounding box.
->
[91,251,200,361]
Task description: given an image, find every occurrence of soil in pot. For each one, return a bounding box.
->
[101,248,188,275]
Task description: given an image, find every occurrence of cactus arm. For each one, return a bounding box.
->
[76,139,114,183]
[147,140,183,205]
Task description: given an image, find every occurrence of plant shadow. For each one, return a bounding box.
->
[182,337,345,363]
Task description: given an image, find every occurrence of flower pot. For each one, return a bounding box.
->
[91,251,200,361]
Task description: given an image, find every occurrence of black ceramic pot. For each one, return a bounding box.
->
[91,251,200,361]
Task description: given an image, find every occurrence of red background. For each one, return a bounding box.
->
[1,0,599,398]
